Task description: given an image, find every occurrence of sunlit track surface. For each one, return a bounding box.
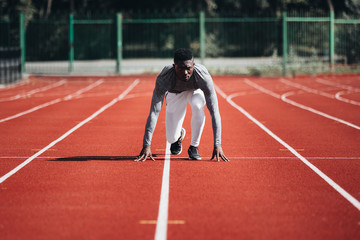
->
[1,74,360,240]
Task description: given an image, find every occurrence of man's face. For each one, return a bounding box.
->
[174,59,194,81]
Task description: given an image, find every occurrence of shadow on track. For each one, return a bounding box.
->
[50,156,141,161]
[49,155,203,161]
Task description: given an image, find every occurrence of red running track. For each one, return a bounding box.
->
[0,74,359,239]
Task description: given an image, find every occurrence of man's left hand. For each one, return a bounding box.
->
[211,145,229,162]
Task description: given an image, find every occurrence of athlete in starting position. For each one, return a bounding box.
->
[135,48,228,162]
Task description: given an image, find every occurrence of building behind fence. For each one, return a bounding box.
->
[0,11,359,77]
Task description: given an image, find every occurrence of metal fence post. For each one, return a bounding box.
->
[69,14,74,73]
[19,13,26,74]
[330,10,335,72]
[282,12,288,76]
[199,11,205,65]
[116,13,122,74]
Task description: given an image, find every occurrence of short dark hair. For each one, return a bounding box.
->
[174,48,193,63]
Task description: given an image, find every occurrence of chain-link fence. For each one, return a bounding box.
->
[0,16,22,84]
[1,11,359,76]
[0,46,22,85]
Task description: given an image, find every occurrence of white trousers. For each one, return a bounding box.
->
[166,89,206,147]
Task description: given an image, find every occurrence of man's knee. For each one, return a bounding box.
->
[190,93,205,110]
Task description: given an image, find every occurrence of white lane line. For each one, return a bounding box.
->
[0,79,104,123]
[280,79,334,98]
[316,78,360,106]
[244,79,360,131]
[280,78,360,106]
[316,78,360,92]
[63,79,104,100]
[0,79,29,90]
[0,80,67,102]
[215,84,360,211]
[0,79,139,184]
[281,92,360,130]
[245,80,281,98]
[155,141,171,240]
[0,98,63,123]
[335,91,360,106]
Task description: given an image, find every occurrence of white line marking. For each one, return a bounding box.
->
[215,84,360,211]
[0,79,29,90]
[280,79,334,98]
[281,78,360,106]
[281,92,360,130]
[155,141,171,240]
[246,80,281,98]
[335,91,360,106]
[316,78,360,92]
[0,80,66,102]
[316,78,360,106]
[244,79,360,130]
[0,79,139,183]
[0,79,104,123]
[63,79,104,100]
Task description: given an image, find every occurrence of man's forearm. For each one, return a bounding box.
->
[142,91,164,147]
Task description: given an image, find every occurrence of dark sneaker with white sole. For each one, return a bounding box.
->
[188,145,201,160]
[170,128,186,155]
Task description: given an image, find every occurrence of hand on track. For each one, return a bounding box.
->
[135,146,155,162]
[211,145,229,162]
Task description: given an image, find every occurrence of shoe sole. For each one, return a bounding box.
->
[188,157,201,160]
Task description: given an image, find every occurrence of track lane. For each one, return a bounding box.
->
[0,78,105,119]
[0,79,139,183]
[317,76,360,89]
[166,77,360,240]
[0,77,48,96]
[244,78,360,128]
[305,74,359,85]
[0,77,66,98]
[0,78,140,175]
[0,79,29,92]
[0,80,66,102]
[0,78,167,239]
[280,77,360,106]
[2,75,360,240]
[223,78,360,189]
[0,80,104,123]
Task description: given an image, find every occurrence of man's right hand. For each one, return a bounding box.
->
[135,146,155,162]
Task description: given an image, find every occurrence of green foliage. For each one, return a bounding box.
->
[335,23,360,64]
[2,0,360,18]
[1,0,360,75]
[26,20,68,61]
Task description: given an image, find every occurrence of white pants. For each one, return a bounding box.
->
[166,89,206,147]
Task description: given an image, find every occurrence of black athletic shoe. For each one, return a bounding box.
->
[170,128,186,155]
[188,145,201,160]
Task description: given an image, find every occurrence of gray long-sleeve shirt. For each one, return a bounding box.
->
[142,63,222,147]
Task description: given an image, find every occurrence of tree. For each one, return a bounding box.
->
[1,0,359,18]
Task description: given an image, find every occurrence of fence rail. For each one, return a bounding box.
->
[1,11,359,76]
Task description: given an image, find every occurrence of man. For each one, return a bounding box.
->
[135,48,228,162]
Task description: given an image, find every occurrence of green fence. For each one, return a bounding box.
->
[1,11,360,76]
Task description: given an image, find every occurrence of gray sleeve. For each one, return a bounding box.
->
[194,64,222,146]
[142,65,173,147]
